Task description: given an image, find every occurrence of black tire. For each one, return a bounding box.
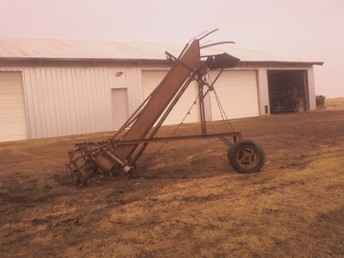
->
[227,140,265,173]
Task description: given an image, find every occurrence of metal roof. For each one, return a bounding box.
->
[0,38,323,65]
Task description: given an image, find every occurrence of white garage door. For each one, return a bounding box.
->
[142,70,200,125]
[210,70,259,120]
[0,72,27,142]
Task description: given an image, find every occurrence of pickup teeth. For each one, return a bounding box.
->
[66,141,125,186]
[66,142,102,186]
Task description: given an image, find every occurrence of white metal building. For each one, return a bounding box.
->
[0,39,323,142]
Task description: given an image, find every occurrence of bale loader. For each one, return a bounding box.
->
[66,29,265,184]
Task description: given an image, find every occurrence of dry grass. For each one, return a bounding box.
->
[1,111,344,258]
[326,97,344,110]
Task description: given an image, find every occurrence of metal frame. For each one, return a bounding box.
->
[114,132,241,145]
[67,29,244,180]
[109,50,241,168]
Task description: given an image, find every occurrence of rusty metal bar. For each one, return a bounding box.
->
[112,97,150,139]
[117,40,202,161]
[177,42,190,59]
[198,80,207,135]
[198,28,219,41]
[196,68,224,91]
[112,77,160,140]
[128,75,196,163]
[117,43,199,143]
[165,51,195,73]
[114,132,242,145]
[200,41,235,49]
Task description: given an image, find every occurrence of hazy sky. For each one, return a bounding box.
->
[0,0,343,97]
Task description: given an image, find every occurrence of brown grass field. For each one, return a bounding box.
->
[1,109,344,258]
[326,97,344,110]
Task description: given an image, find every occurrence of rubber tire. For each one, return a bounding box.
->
[227,140,265,173]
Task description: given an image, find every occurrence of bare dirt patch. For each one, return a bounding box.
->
[1,111,344,258]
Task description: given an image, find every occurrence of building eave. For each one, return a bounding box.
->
[238,61,324,67]
[0,57,324,68]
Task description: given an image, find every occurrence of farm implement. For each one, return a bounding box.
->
[66,29,265,185]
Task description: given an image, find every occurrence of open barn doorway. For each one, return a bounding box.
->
[268,70,309,114]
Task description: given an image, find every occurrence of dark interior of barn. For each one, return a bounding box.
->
[268,70,309,114]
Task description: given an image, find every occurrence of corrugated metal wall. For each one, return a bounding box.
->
[0,65,142,139]
[0,64,316,140]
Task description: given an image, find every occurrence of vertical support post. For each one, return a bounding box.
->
[307,68,316,111]
[198,74,207,135]
[303,69,310,111]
